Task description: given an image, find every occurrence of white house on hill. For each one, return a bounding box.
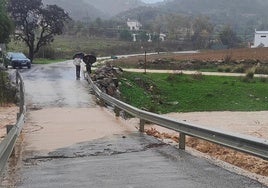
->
[127,19,142,31]
[252,30,268,48]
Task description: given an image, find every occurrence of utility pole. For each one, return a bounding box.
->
[144,50,147,74]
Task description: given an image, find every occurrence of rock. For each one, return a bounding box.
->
[91,63,123,99]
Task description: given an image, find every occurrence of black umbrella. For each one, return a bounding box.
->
[72,52,84,59]
[83,54,97,65]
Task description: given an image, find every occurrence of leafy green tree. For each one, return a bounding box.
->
[0,0,12,43]
[7,0,70,61]
[219,25,241,48]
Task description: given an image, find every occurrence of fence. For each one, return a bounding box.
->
[86,74,268,160]
[0,70,26,175]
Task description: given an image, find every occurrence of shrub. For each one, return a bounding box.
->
[217,67,224,72]
[241,69,255,83]
[255,66,268,74]
[246,70,255,79]
[224,52,233,63]
[166,73,182,82]
[225,67,231,72]
[0,71,17,105]
[233,66,246,73]
[241,77,251,83]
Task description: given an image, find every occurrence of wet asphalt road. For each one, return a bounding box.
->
[21,61,95,108]
[7,62,267,187]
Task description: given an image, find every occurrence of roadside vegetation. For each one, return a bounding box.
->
[0,70,17,106]
[119,72,268,113]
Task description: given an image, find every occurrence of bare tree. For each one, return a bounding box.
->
[192,16,214,49]
[7,0,70,61]
[219,25,241,48]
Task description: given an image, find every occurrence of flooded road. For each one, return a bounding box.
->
[21,61,95,108]
[17,61,136,154]
[1,61,267,187]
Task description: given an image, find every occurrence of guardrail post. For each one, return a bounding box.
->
[17,113,20,121]
[179,133,186,150]
[19,83,24,115]
[139,119,145,132]
[6,125,15,156]
[98,98,105,106]
[114,106,120,117]
[16,70,19,86]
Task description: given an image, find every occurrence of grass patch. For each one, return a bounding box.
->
[119,72,268,113]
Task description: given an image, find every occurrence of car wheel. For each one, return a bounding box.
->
[11,62,16,69]
[27,65,31,69]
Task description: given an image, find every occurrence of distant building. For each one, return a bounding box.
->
[127,19,142,31]
[159,33,167,41]
[252,30,268,48]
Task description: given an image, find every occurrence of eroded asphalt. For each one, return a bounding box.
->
[2,61,267,187]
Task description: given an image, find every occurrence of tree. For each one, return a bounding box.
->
[7,0,70,61]
[119,30,132,41]
[138,31,148,42]
[0,0,12,43]
[219,25,241,48]
[192,16,214,49]
[165,14,186,40]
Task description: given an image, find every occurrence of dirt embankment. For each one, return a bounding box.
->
[0,105,18,141]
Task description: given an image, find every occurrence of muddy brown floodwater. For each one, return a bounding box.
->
[140,111,268,186]
[23,107,137,155]
[0,105,19,141]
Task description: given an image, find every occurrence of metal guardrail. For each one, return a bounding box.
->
[0,70,26,175]
[87,74,268,160]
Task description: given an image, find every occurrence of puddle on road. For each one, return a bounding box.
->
[23,107,137,154]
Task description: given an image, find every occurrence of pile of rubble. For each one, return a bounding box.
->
[90,63,123,99]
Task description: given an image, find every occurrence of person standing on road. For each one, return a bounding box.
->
[73,52,84,79]
[83,54,97,74]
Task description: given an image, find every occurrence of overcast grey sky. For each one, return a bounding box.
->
[142,0,164,3]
